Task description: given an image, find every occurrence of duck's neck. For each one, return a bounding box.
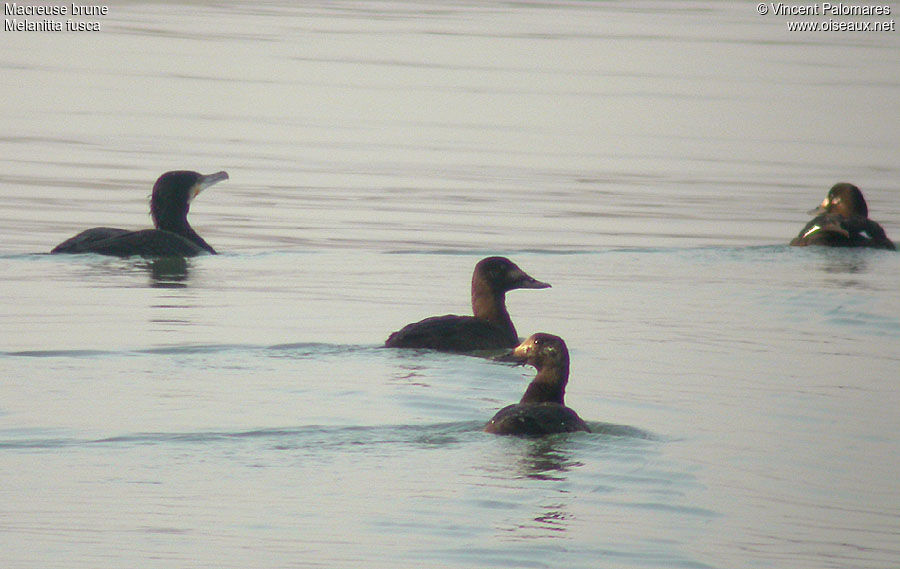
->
[520,364,569,405]
[155,208,216,254]
[471,277,516,343]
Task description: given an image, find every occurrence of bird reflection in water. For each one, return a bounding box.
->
[515,435,583,481]
[815,249,875,289]
[506,437,581,537]
[142,256,190,288]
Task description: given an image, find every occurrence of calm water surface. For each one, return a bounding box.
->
[1,2,899,568]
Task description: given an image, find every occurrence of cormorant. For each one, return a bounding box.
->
[51,170,228,257]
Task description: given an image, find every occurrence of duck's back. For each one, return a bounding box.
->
[791,215,896,249]
[485,402,590,436]
[52,228,210,257]
[385,315,515,353]
[790,216,852,247]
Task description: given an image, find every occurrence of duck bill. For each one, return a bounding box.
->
[191,170,229,201]
[518,277,551,289]
[493,338,532,363]
[807,196,829,216]
[511,269,551,290]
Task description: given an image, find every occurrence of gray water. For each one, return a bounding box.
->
[2,2,899,568]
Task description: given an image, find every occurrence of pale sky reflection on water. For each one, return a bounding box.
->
[1,2,899,569]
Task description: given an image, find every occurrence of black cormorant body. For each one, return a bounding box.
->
[51,170,228,257]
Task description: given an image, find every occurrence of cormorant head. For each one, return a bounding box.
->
[150,170,228,230]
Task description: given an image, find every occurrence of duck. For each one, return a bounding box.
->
[485,333,590,436]
[385,257,550,353]
[51,170,228,257]
[790,183,895,250]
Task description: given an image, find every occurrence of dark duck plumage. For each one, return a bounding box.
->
[51,170,228,257]
[384,257,551,353]
[790,183,895,250]
[485,333,590,436]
